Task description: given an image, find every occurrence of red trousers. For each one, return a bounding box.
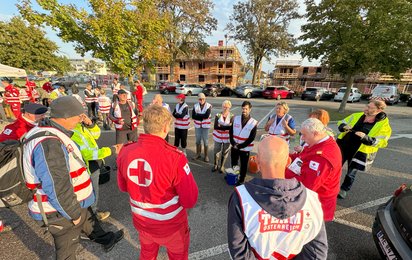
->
[139,225,190,260]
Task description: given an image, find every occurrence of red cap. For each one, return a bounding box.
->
[176,94,186,99]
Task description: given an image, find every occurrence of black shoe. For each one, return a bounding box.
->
[235,181,244,186]
[103,229,124,252]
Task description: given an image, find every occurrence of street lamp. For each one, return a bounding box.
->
[223,34,228,86]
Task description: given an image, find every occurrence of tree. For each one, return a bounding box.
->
[157,0,217,81]
[227,0,300,85]
[18,0,169,83]
[0,16,72,73]
[299,0,412,112]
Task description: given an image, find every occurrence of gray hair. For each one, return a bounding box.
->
[301,118,326,134]
[222,100,232,108]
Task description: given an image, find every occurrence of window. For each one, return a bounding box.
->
[179,62,186,69]
[219,63,224,68]
[180,74,186,82]
[159,74,168,81]
[220,50,224,56]
[198,62,205,70]
[316,67,322,74]
[226,62,233,68]
[199,75,205,82]
[303,67,309,74]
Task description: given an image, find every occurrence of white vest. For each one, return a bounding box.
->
[112,101,138,130]
[98,96,111,114]
[236,185,324,259]
[84,89,96,103]
[212,113,232,143]
[72,94,85,108]
[23,126,94,215]
[174,103,190,129]
[232,115,257,151]
[193,102,212,129]
[268,114,292,142]
[19,89,29,102]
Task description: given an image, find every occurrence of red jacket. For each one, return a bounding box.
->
[133,85,144,113]
[0,115,35,142]
[117,134,198,236]
[286,136,342,221]
[42,82,53,93]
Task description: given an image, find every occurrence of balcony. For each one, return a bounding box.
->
[155,67,170,74]
[273,73,299,79]
[210,68,234,75]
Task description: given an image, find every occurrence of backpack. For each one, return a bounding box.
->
[0,132,55,208]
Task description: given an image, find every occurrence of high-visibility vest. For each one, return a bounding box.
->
[84,89,96,103]
[193,102,212,129]
[23,126,95,216]
[268,114,293,142]
[212,113,233,143]
[235,185,323,260]
[19,89,30,102]
[98,96,111,114]
[112,101,138,130]
[232,115,257,152]
[174,103,190,129]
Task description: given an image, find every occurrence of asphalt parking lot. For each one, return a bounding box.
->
[1,91,411,260]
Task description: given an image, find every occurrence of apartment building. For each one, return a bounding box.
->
[155,44,245,88]
[69,59,108,75]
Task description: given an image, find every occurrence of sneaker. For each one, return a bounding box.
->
[104,229,124,252]
[97,211,111,221]
[338,190,347,199]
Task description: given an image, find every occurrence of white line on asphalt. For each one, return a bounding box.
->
[257,107,275,127]
[189,243,228,260]
[334,196,392,218]
[389,134,412,140]
[333,218,372,233]
[366,169,412,180]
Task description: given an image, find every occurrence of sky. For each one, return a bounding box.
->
[0,0,320,72]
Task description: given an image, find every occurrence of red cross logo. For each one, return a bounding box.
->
[306,212,311,217]
[127,159,152,187]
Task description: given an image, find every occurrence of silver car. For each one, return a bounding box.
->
[234,84,262,98]
[175,84,204,96]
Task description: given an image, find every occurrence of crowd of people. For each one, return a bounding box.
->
[0,76,393,260]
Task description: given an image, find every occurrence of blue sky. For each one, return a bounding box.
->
[0,0,319,72]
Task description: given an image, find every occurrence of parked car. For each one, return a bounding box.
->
[203,83,233,97]
[371,84,400,105]
[301,87,334,101]
[159,82,179,94]
[372,184,412,260]
[51,77,77,89]
[262,86,294,100]
[175,83,204,96]
[234,84,264,98]
[334,87,362,102]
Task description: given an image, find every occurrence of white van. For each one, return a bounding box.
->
[371,84,399,105]
[334,87,362,102]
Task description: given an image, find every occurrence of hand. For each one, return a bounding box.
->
[343,125,352,131]
[72,216,81,226]
[81,114,93,126]
[113,144,123,155]
[294,146,303,153]
[232,144,238,149]
[355,131,366,139]
[282,118,289,128]
[267,118,275,127]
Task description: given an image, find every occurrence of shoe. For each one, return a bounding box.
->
[338,190,347,199]
[211,166,218,172]
[104,229,124,252]
[235,181,244,187]
[97,211,110,221]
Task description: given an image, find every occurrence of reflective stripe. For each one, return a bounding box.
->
[351,158,373,167]
[92,150,98,160]
[131,205,183,221]
[130,196,179,209]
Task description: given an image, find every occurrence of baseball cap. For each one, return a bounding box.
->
[50,96,85,118]
[118,89,127,95]
[23,103,48,115]
[176,94,186,99]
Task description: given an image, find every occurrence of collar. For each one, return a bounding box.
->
[22,114,36,126]
[45,118,74,138]
[316,135,330,145]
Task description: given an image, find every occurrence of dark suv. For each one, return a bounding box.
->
[202,83,233,97]
[159,82,179,94]
[301,87,334,101]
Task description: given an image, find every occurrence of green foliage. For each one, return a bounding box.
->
[0,16,71,73]
[227,0,301,85]
[299,0,412,112]
[18,0,170,76]
[157,0,217,78]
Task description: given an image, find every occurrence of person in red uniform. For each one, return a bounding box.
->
[1,77,21,118]
[117,105,198,259]
[133,80,144,117]
[0,102,48,142]
[285,118,342,221]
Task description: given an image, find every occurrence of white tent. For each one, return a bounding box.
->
[0,63,27,78]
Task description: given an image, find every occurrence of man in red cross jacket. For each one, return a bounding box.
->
[117,105,198,260]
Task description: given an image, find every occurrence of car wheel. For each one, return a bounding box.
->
[187,91,192,96]
[212,91,217,97]
[164,89,169,94]
[276,94,281,100]
[246,93,252,99]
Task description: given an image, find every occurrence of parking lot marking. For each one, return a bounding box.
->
[334,196,392,218]
[257,107,276,127]
[333,218,372,233]
[366,169,412,180]
[189,243,228,260]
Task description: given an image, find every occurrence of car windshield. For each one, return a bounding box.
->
[338,88,347,93]
[265,87,275,90]
[373,87,392,94]
[306,88,318,91]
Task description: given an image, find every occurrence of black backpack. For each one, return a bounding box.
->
[0,132,55,208]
